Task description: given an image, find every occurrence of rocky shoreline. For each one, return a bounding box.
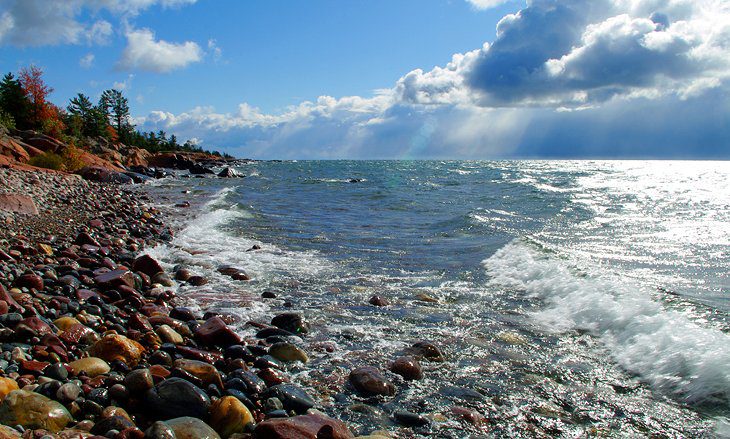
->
[0,166,441,439]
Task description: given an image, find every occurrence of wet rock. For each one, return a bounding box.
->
[144,377,211,420]
[217,266,250,281]
[256,327,295,338]
[94,269,135,289]
[125,368,154,394]
[0,390,72,433]
[0,377,19,400]
[450,406,485,425]
[144,421,177,439]
[389,356,423,381]
[262,384,316,414]
[90,415,135,435]
[88,333,145,366]
[69,357,110,377]
[268,342,308,363]
[393,411,430,427]
[14,273,44,291]
[174,269,193,281]
[407,341,445,362]
[261,291,277,299]
[165,417,220,439]
[187,276,208,286]
[194,316,241,347]
[157,324,184,344]
[349,367,396,396]
[44,362,69,381]
[271,313,309,335]
[169,307,197,322]
[152,272,175,287]
[132,254,164,277]
[173,359,223,388]
[217,167,242,178]
[56,383,81,403]
[209,396,254,438]
[253,413,353,439]
[368,295,389,307]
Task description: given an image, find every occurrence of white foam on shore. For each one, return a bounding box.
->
[483,239,730,406]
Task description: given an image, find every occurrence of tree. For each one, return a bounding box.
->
[99,89,132,142]
[67,93,108,138]
[18,65,65,137]
[0,73,31,129]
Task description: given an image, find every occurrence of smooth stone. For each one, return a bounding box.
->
[407,341,445,362]
[132,254,164,277]
[152,273,175,287]
[194,316,241,347]
[90,415,135,436]
[45,362,69,381]
[94,269,135,289]
[144,377,211,420]
[393,411,430,427]
[173,359,223,388]
[14,274,44,291]
[268,342,308,363]
[165,417,220,439]
[389,356,423,381]
[56,383,81,403]
[262,384,315,414]
[88,334,145,366]
[157,325,184,344]
[271,313,309,335]
[369,295,389,306]
[349,367,396,396]
[124,368,154,394]
[209,396,254,438]
[0,377,19,400]
[187,276,207,286]
[144,421,177,439]
[253,413,353,439]
[68,357,110,377]
[0,390,72,433]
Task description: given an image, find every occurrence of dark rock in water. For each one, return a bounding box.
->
[349,366,396,397]
[217,167,242,178]
[194,316,241,347]
[174,268,193,281]
[271,312,309,335]
[144,377,211,420]
[256,327,294,338]
[254,355,284,371]
[394,410,430,427]
[132,254,163,277]
[227,370,267,394]
[390,356,423,381]
[253,413,354,439]
[369,295,389,306]
[439,385,484,401]
[190,164,214,175]
[408,341,445,362]
[217,265,250,281]
[349,178,363,183]
[262,384,316,414]
[77,167,133,184]
[122,172,152,184]
[188,275,208,286]
[246,244,261,252]
[261,291,276,299]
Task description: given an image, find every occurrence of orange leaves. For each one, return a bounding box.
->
[18,65,65,137]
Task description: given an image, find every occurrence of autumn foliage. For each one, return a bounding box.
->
[18,65,65,137]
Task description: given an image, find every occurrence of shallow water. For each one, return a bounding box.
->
[146,160,730,437]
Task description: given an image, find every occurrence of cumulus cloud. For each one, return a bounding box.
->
[137,0,730,158]
[0,0,197,47]
[117,28,202,72]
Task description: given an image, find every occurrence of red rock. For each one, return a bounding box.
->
[176,346,224,364]
[258,368,289,387]
[389,356,423,381]
[0,250,15,262]
[16,316,53,336]
[348,367,396,396]
[59,323,96,344]
[75,232,101,247]
[369,295,389,306]
[128,314,153,332]
[76,289,100,302]
[194,316,241,347]
[0,301,8,315]
[451,406,485,425]
[26,135,64,152]
[139,303,169,317]
[132,254,164,277]
[0,285,22,312]
[14,274,44,290]
[0,193,38,215]
[149,364,171,382]
[0,136,31,162]
[20,360,49,375]
[95,269,135,289]
[253,413,354,439]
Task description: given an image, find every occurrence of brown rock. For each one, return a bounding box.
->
[348,367,396,396]
[165,417,220,439]
[253,413,353,439]
[13,274,44,290]
[194,316,241,347]
[0,390,72,433]
[369,295,389,306]
[132,254,164,277]
[173,359,224,388]
[0,194,38,215]
[88,334,145,366]
[407,341,445,362]
[0,285,22,312]
[209,396,254,438]
[68,357,110,377]
[0,378,19,400]
[94,269,136,289]
[389,356,423,381]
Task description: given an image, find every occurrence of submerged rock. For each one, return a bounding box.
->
[268,342,309,363]
[349,367,396,396]
[262,384,316,414]
[389,356,423,381]
[271,312,309,335]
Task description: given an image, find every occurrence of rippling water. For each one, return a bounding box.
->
[146,160,730,437]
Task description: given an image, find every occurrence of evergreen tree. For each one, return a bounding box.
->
[0,73,31,129]
[99,89,132,142]
[68,93,108,138]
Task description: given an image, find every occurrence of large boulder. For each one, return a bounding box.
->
[77,166,133,184]
[253,413,353,439]
[0,194,38,215]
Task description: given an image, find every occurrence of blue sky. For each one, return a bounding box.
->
[1,0,729,159]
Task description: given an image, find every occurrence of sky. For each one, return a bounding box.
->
[1,0,729,159]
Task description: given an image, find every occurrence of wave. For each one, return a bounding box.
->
[483,239,730,406]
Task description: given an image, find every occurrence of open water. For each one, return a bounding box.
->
[146,160,730,437]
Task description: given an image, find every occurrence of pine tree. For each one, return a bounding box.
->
[0,73,31,129]
[99,89,132,142]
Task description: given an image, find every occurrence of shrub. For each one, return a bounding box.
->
[60,145,85,172]
[28,151,64,170]
[0,109,15,131]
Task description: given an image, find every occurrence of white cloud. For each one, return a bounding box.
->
[117,28,202,72]
[79,53,95,68]
[0,0,198,47]
[466,0,514,10]
[113,74,135,91]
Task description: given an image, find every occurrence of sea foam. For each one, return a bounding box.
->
[483,239,730,405]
